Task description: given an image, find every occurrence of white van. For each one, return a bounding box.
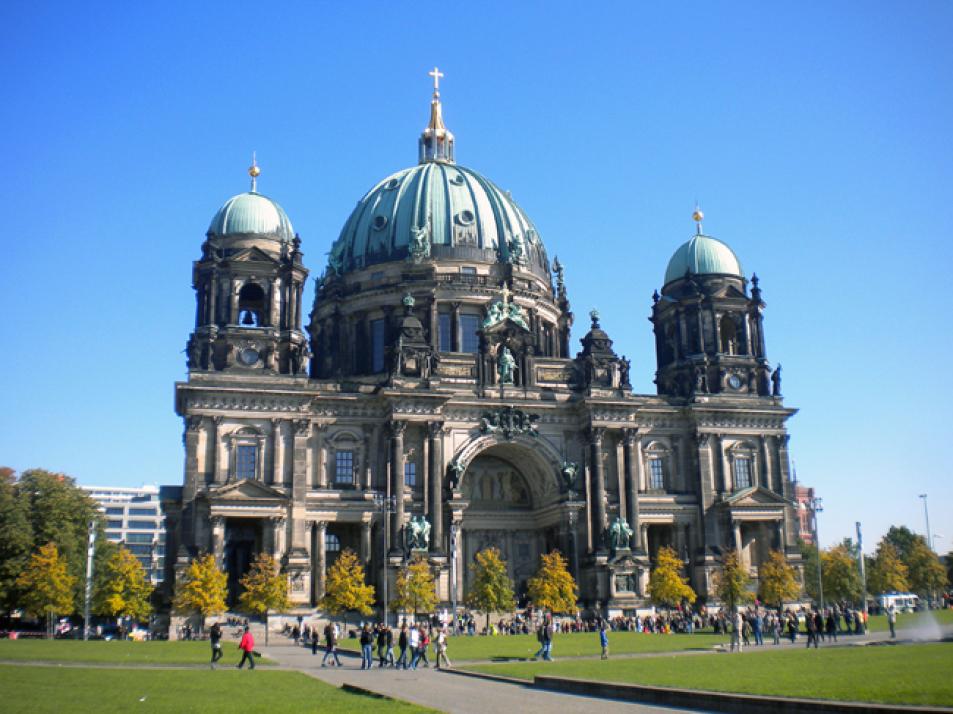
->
[877,592,920,613]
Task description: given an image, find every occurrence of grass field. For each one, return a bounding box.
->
[468,642,953,707]
[866,608,953,633]
[0,640,274,665]
[338,629,729,661]
[0,665,431,713]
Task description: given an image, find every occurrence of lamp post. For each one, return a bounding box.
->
[566,489,580,583]
[449,524,458,634]
[373,491,396,626]
[919,494,933,553]
[811,497,824,609]
[856,521,868,621]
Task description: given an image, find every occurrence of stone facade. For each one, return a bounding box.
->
[168,86,801,616]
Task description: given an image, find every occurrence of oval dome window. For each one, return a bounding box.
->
[372,215,388,230]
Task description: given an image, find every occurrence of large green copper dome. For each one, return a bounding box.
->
[326,162,545,275]
[663,234,743,286]
[207,191,295,243]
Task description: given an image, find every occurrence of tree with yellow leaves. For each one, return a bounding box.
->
[238,553,290,645]
[714,550,754,612]
[466,547,515,633]
[527,550,577,615]
[757,550,801,610]
[648,545,696,609]
[93,546,153,623]
[173,553,227,633]
[16,542,76,638]
[322,548,374,630]
[392,556,437,620]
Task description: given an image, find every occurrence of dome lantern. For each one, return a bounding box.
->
[419,67,455,164]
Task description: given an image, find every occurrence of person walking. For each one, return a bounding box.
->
[825,610,837,643]
[321,622,342,667]
[887,605,897,639]
[237,625,255,669]
[435,626,452,669]
[813,611,825,644]
[396,623,409,669]
[376,624,388,667]
[599,620,609,659]
[209,622,223,668]
[541,615,555,661]
[412,625,430,668]
[408,624,421,669]
[805,610,819,649]
[753,611,764,646]
[730,609,743,652]
[360,624,374,670]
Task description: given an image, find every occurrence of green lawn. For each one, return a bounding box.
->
[866,608,953,633]
[468,642,953,707]
[338,629,728,661]
[0,665,430,713]
[0,640,273,665]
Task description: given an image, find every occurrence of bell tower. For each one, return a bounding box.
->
[186,159,310,376]
[651,209,773,398]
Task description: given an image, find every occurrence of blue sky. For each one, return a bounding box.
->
[2,1,951,553]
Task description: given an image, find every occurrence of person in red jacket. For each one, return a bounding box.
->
[237,625,255,669]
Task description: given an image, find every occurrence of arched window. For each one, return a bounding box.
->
[720,315,738,355]
[238,283,266,327]
[325,533,340,553]
[225,426,265,482]
[643,441,671,492]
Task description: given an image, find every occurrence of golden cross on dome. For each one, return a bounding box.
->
[428,66,444,93]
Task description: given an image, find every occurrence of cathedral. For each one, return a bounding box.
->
[167,72,801,617]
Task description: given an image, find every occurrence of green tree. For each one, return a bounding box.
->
[905,537,947,598]
[238,553,290,644]
[714,551,753,612]
[392,556,438,620]
[322,548,374,629]
[16,543,76,637]
[867,541,909,595]
[648,545,696,608]
[93,547,153,624]
[15,469,109,612]
[821,543,864,604]
[173,554,227,632]
[945,551,953,589]
[884,526,919,562]
[0,467,33,613]
[527,550,577,615]
[465,547,515,632]
[757,550,801,609]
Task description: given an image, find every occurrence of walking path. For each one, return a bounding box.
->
[267,643,705,713]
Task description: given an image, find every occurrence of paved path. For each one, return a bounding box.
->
[265,643,708,713]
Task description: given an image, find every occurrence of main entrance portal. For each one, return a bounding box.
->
[460,447,561,603]
[224,519,262,607]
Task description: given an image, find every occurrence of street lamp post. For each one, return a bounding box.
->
[449,524,458,634]
[566,489,579,583]
[373,491,396,627]
[919,494,933,552]
[812,497,824,610]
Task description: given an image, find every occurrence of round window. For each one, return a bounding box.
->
[384,178,400,190]
[240,347,260,366]
[372,215,388,230]
[456,210,475,226]
[449,174,465,186]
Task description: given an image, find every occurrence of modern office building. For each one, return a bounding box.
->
[82,484,167,584]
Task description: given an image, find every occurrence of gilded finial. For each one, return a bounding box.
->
[249,152,260,192]
[692,204,704,235]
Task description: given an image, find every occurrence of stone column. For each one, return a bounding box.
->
[315,521,327,602]
[294,282,303,331]
[183,417,202,502]
[589,428,607,552]
[213,417,226,484]
[389,421,406,554]
[271,516,286,556]
[623,429,640,549]
[270,418,283,486]
[361,520,372,567]
[733,520,743,560]
[451,303,462,352]
[760,435,773,491]
[211,516,225,568]
[428,421,444,553]
[639,524,648,553]
[315,425,327,488]
[774,520,784,551]
[292,420,311,499]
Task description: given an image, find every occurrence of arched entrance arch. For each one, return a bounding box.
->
[449,435,569,605]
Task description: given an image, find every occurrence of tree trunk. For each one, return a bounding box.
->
[265,610,269,646]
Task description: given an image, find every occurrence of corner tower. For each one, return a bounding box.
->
[651,209,773,399]
[186,159,310,376]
